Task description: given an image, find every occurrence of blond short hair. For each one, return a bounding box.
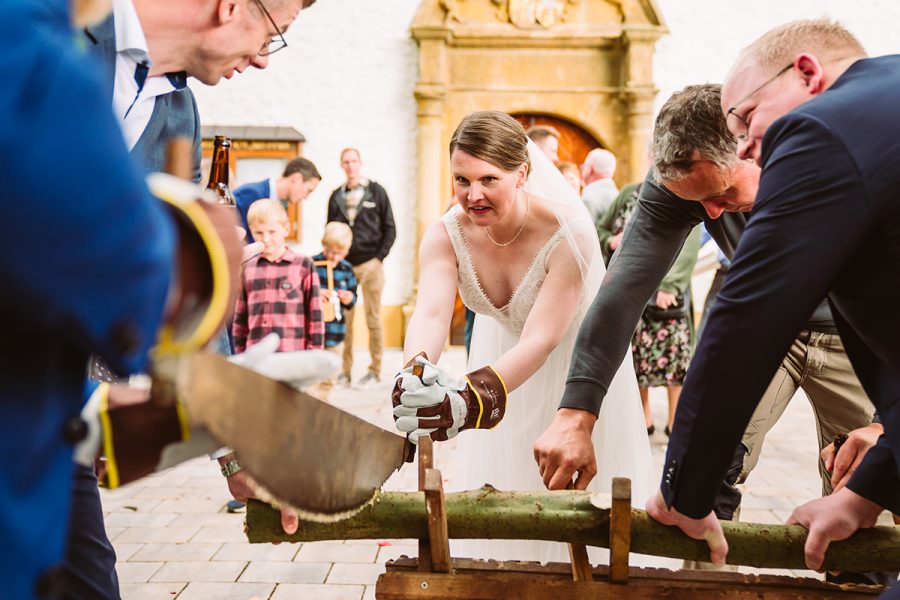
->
[739,19,866,71]
[322,221,353,250]
[247,198,289,228]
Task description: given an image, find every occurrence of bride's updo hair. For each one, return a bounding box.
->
[449,111,531,177]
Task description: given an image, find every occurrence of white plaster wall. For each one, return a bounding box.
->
[191,0,900,306]
[191,0,421,306]
[652,0,900,116]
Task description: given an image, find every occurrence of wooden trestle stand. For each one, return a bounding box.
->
[374,437,883,599]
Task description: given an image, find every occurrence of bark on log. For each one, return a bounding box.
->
[245,486,900,573]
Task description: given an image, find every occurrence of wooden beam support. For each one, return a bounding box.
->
[609,477,632,584]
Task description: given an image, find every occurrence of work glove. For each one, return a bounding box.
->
[75,334,341,485]
[229,333,340,390]
[392,354,507,443]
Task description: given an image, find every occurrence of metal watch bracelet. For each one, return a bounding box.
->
[220,458,243,477]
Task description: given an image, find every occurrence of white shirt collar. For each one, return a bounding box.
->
[269,178,283,202]
[113,0,152,66]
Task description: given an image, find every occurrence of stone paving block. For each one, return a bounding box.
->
[105,526,126,541]
[138,473,192,488]
[326,563,386,585]
[103,497,163,513]
[115,561,163,583]
[363,585,376,600]
[376,545,418,563]
[176,582,275,600]
[112,542,144,562]
[132,487,194,501]
[150,561,247,583]
[104,511,178,528]
[271,583,365,600]
[170,512,245,528]
[240,561,331,584]
[131,543,223,562]
[178,475,224,489]
[100,485,141,500]
[119,582,186,600]
[150,499,225,514]
[115,525,201,544]
[295,541,378,563]
[191,526,250,543]
[213,542,300,562]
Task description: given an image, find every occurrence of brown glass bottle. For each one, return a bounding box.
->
[206,135,236,206]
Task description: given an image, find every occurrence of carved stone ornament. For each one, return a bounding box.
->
[493,0,578,29]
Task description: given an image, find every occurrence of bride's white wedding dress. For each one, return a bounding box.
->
[440,205,656,564]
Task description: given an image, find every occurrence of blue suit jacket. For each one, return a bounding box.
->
[662,56,900,517]
[234,179,274,242]
[0,2,175,597]
[83,15,202,182]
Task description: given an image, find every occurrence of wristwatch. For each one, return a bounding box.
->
[220,458,243,477]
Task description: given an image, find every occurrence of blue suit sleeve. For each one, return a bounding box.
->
[661,115,871,517]
[0,2,174,374]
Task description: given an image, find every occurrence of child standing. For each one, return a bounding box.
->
[310,222,358,399]
[233,199,325,352]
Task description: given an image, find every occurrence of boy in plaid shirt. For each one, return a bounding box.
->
[233,199,325,352]
[309,222,358,399]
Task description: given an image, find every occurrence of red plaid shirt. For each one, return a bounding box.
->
[233,249,325,352]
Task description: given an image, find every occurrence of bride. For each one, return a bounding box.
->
[393,111,653,562]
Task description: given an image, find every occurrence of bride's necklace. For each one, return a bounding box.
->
[485,191,530,248]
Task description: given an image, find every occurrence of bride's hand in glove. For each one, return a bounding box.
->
[533,408,598,490]
[392,354,507,443]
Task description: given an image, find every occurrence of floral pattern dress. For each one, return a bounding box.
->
[602,184,695,387]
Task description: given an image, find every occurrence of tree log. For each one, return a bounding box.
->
[246,486,900,573]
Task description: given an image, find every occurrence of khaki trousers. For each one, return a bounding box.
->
[738,330,874,496]
[685,330,874,572]
[342,258,385,376]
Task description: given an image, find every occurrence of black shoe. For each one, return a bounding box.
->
[646,424,655,436]
[664,425,672,437]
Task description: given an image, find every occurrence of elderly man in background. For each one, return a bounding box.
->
[580,148,618,223]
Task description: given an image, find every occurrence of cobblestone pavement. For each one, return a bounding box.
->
[104,347,829,599]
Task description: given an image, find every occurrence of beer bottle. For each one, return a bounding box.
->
[206,135,236,206]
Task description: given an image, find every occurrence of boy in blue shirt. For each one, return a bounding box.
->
[310,222,358,400]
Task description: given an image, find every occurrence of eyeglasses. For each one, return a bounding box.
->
[726,63,791,141]
[252,0,288,56]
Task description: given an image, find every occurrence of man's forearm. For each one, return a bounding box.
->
[561,206,691,414]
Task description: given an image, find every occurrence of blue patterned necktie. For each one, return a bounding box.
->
[123,61,149,119]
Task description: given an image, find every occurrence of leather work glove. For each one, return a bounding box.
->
[392,354,507,443]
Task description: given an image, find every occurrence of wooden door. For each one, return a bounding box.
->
[512,113,603,167]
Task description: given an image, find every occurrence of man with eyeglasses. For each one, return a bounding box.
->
[639,19,900,576]
[68,1,314,598]
[535,81,883,579]
[83,0,309,181]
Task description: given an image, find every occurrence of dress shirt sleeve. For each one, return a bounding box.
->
[561,174,700,415]
[0,3,174,375]
[661,115,873,518]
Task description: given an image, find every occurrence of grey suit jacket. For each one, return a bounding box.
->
[84,16,202,182]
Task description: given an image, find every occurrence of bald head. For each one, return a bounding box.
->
[582,148,616,185]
